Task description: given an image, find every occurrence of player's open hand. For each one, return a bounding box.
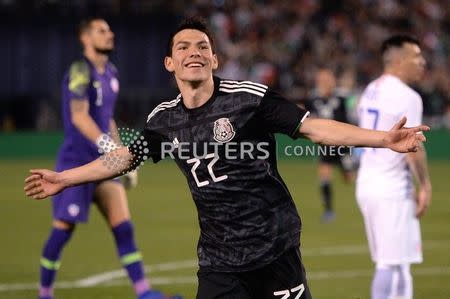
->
[24,169,65,200]
[384,117,430,153]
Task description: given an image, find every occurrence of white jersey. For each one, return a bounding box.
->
[356,74,423,200]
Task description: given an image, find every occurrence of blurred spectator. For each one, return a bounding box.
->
[1,0,449,130]
[189,0,450,128]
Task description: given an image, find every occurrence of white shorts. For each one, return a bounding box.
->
[356,195,423,265]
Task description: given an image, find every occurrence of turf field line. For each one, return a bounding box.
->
[2,267,450,292]
[0,259,196,292]
[301,240,448,257]
[308,266,450,279]
[0,240,447,292]
[75,259,198,287]
[104,275,199,286]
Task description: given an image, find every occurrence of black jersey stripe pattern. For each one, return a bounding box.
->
[220,81,267,93]
[220,79,268,89]
[146,95,181,123]
[219,80,268,97]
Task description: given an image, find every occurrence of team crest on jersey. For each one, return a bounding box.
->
[110,77,119,93]
[213,118,235,143]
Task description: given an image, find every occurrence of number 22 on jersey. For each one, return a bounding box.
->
[187,153,228,187]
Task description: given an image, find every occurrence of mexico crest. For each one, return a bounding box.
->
[213,118,235,143]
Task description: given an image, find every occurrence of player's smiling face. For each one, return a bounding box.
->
[165,29,218,83]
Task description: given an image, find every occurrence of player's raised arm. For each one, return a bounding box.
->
[24,146,134,200]
[299,116,429,153]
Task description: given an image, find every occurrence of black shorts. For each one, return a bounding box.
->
[196,247,312,299]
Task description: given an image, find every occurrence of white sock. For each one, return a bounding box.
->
[392,264,412,299]
[371,263,413,299]
[372,264,394,299]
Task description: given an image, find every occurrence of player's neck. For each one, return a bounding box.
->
[383,69,410,85]
[177,77,215,109]
[83,50,108,74]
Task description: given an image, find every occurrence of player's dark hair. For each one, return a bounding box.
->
[166,16,215,57]
[381,34,420,55]
[77,17,104,38]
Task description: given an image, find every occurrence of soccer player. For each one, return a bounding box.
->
[35,17,178,299]
[356,35,432,299]
[25,18,429,299]
[306,67,355,222]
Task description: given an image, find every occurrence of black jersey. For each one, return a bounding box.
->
[306,94,348,123]
[130,77,309,272]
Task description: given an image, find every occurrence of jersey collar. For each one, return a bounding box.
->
[180,76,221,115]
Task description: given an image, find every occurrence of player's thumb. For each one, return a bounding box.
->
[30,169,54,181]
[390,116,407,130]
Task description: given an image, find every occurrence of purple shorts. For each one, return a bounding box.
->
[53,158,121,223]
[52,182,95,223]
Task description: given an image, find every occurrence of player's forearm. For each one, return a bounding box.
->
[109,119,122,145]
[72,113,104,144]
[406,144,431,189]
[300,118,387,147]
[59,147,133,187]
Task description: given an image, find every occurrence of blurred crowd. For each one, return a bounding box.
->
[1,0,449,129]
[186,0,450,128]
[189,0,450,128]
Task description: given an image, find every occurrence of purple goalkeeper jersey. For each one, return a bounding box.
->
[56,57,119,168]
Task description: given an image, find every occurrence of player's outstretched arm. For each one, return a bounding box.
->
[24,146,134,200]
[299,116,430,153]
[109,119,138,189]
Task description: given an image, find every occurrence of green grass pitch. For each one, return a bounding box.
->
[1,159,449,299]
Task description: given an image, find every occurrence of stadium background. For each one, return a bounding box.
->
[0,1,449,298]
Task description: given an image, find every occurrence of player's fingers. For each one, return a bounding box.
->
[391,116,407,130]
[26,186,44,197]
[24,180,40,191]
[415,193,430,218]
[407,139,419,152]
[29,169,46,177]
[416,133,426,142]
[415,208,421,217]
[24,174,41,183]
[416,204,427,218]
[412,125,430,133]
[32,191,47,200]
[25,184,42,195]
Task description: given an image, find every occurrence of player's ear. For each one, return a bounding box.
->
[164,56,174,72]
[211,53,218,70]
[80,33,89,47]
